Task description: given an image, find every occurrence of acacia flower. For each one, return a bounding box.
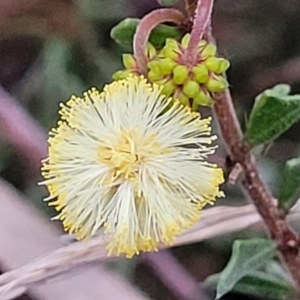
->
[40,76,224,257]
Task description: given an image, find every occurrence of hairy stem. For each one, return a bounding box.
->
[185,0,300,288]
[214,89,300,289]
[133,8,184,75]
[183,0,213,64]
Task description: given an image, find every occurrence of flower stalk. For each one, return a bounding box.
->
[186,0,300,290]
[133,8,185,75]
[183,0,214,65]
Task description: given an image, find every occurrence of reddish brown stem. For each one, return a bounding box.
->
[133,8,184,75]
[182,1,300,288]
[214,89,300,289]
[183,0,213,64]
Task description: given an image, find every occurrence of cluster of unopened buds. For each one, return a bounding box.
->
[113,33,230,109]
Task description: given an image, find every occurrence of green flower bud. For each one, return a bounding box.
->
[205,57,230,73]
[161,80,176,96]
[198,40,207,49]
[154,77,169,85]
[181,34,191,48]
[161,38,180,59]
[192,100,198,111]
[112,70,132,80]
[148,60,161,74]
[202,44,217,59]
[178,93,190,106]
[159,58,177,75]
[165,38,180,50]
[206,77,228,92]
[192,65,209,83]
[183,80,199,98]
[161,46,179,60]
[146,42,157,59]
[122,54,136,69]
[173,65,189,85]
[148,70,162,81]
[194,90,213,106]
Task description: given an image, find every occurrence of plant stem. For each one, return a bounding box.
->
[133,8,184,75]
[186,0,300,290]
[183,0,213,64]
[214,89,300,289]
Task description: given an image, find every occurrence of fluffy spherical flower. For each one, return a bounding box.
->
[41,76,224,257]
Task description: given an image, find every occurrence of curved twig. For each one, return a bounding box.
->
[133,8,185,75]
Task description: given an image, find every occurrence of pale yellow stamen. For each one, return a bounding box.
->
[40,76,224,258]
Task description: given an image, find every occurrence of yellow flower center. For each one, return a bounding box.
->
[98,132,140,180]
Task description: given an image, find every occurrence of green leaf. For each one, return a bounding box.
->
[231,271,295,300]
[278,157,300,212]
[271,84,291,96]
[246,84,300,145]
[157,0,179,6]
[110,18,183,50]
[206,270,295,300]
[216,238,276,299]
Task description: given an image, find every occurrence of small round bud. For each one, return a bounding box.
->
[112,70,132,80]
[181,34,191,49]
[145,42,157,59]
[178,93,190,106]
[162,46,179,60]
[192,65,209,83]
[198,40,207,49]
[173,65,189,85]
[161,80,176,96]
[159,58,177,75]
[148,60,161,74]
[161,39,180,59]
[205,57,230,74]
[183,81,199,98]
[206,77,228,92]
[202,44,217,59]
[194,90,213,106]
[122,54,136,69]
[148,70,162,81]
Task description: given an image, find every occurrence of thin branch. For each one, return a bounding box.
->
[0,178,149,300]
[183,0,214,64]
[2,202,299,300]
[133,8,185,75]
[210,44,300,289]
[179,1,300,287]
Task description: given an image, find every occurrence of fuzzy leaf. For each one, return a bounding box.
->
[246,84,300,145]
[206,269,295,300]
[278,157,300,212]
[216,238,276,299]
[232,272,295,300]
[110,18,182,50]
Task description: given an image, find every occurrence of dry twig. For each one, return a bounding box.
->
[1,201,300,300]
[0,202,272,299]
[0,179,149,300]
